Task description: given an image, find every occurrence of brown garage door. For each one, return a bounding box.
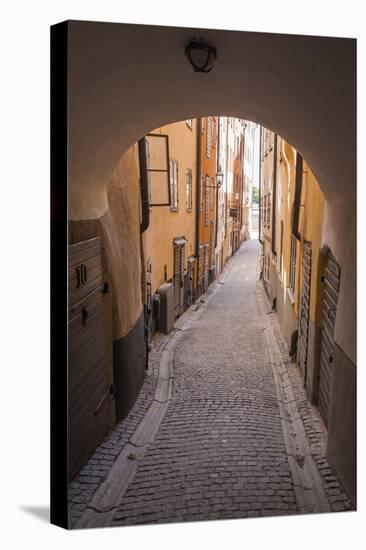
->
[318,250,341,429]
[68,237,113,481]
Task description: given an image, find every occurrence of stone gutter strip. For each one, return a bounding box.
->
[74,261,231,529]
[257,282,331,514]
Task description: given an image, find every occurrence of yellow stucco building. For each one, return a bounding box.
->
[141,119,198,331]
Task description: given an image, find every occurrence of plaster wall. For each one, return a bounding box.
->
[69,147,143,340]
[327,343,356,504]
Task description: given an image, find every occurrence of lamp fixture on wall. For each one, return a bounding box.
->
[185,39,217,73]
[216,169,224,188]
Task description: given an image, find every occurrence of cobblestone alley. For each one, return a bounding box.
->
[69,238,352,529]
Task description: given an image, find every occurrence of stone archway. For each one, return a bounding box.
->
[67,21,355,220]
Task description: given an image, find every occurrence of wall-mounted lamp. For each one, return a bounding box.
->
[185,39,217,73]
[216,169,224,188]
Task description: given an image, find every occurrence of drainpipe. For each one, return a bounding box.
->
[258,126,263,244]
[271,133,277,254]
[195,118,202,257]
[138,138,150,233]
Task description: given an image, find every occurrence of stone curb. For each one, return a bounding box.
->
[257,281,331,514]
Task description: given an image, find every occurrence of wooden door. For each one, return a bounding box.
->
[187,258,195,307]
[68,237,113,481]
[297,241,312,384]
[318,251,341,429]
[173,243,185,318]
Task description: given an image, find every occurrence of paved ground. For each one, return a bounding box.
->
[68,238,353,529]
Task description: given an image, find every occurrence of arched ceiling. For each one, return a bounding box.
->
[67,20,356,220]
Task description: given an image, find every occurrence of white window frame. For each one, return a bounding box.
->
[169,159,178,211]
[186,168,193,212]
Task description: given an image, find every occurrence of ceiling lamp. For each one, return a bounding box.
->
[185,39,217,73]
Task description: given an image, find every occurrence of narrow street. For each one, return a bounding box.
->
[69,239,352,528]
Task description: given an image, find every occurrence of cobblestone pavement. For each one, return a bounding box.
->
[68,238,353,529]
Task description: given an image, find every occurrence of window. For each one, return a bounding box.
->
[211,118,215,145]
[292,152,303,238]
[289,234,297,294]
[186,169,193,211]
[205,175,210,225]
[211,177,215,209]
[169,159,178,210]
[186,119,193,129]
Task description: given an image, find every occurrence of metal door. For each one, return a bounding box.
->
[173,241,185,318]
[318,251,341,429]
[68,237,113,481]
[297,241,312,384]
